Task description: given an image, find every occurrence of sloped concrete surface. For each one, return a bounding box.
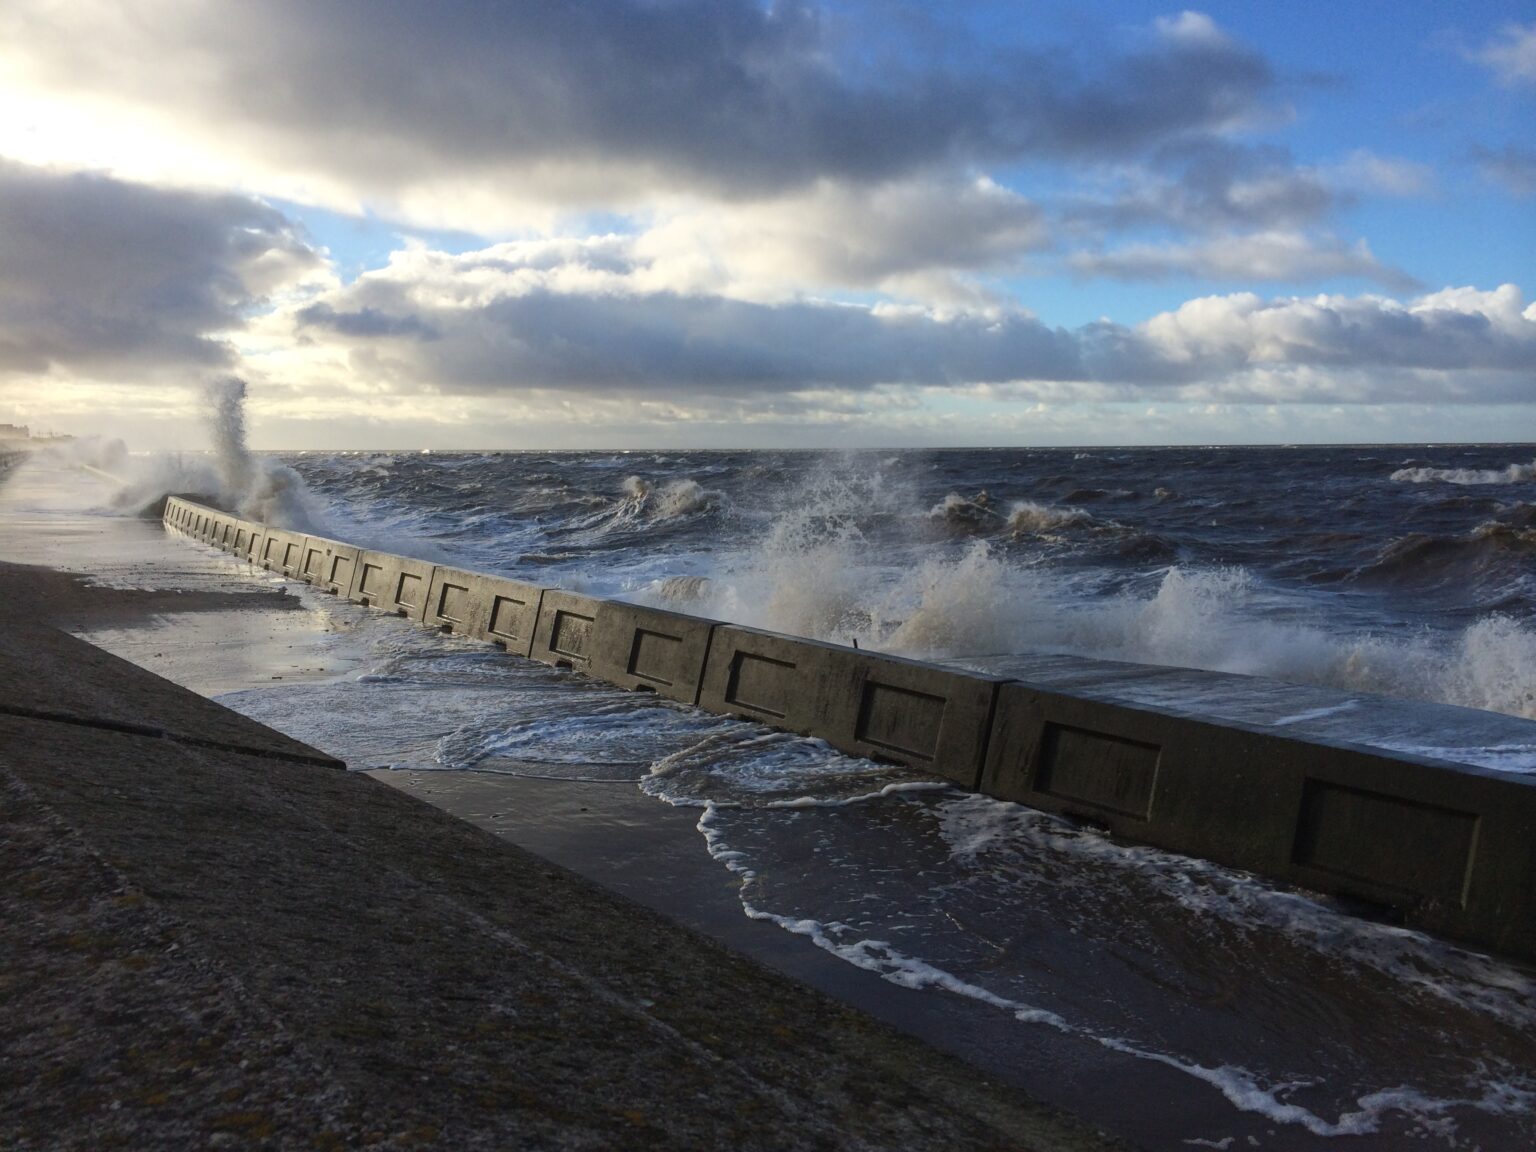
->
[1,567,1121,1151]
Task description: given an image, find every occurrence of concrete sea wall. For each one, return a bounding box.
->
[162,497,1536,964]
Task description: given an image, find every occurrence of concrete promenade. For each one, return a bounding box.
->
[0,565,1120,1151]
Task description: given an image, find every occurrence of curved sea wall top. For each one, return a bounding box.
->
[163,496,1536,965]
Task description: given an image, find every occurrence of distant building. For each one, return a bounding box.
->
[0,423,29,440]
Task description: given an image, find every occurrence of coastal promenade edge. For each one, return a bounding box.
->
[2,589,1117,1150]
[162,496,1536,964]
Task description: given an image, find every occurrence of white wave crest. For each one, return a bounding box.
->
[1005,499,1093,533]
[622,475,722,519]
[1391,460,1536,485]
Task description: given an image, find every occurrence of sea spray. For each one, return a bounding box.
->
[201,376,322,531]
[86,376,325,529]
[702,457,905,641]
[206,377,256,501]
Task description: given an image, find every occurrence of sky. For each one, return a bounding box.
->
[0,0,1533,450]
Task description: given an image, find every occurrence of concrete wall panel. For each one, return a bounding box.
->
[529,589,605,670]
[981,683,1536,959]
[347,550,435,620]
[588,602,716,705]
[700,627,1001,787]
[300,536,359,596]
[256,527,306,577]
[822,649,1002,788]
[699,625,838,734]
[241,523,265,564]
[423,567,546,656]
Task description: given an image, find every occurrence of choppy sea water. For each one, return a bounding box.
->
[276,444,1536,721]
[19,441,1536,1146]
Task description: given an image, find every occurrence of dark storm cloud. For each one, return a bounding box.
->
[0,159,319,376]
[296,248,1536,404]
[8,1,1275,199]
[300,283,1088,393]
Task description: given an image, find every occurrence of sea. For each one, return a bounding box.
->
[11,437,1536,1148]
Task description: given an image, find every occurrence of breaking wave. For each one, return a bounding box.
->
[1004,499,1095,534]
[1391,460,1536,485]
[622,475,723,519]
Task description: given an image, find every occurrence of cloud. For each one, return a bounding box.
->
[0,1,1275,222]
[0,158,321,377]
[1474,144,1536,197]
[1326,150,1433,197]
[1062,142,1336,234]
[1069,231,1420,291]
[1122,285,1536,393]
[1472,21,1536,88]
[635,176,1047,303]
[287,242,1086,395]
[278,236,1536,408]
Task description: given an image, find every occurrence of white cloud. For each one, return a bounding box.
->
[635,176,1046,303]
[1154,12,1232,50]
[1327,150,1434,197]
[1130,285,1536,387]
[1473,21,1536,88]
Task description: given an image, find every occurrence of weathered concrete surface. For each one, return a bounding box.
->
[241,521,265,565]
[300,535,359,596]
[423,566,546,656]
[348,549,435,619]
[700,625,1003,788]
[256,526,307,578]
[529,588,605,670]
[951,650,1536,769]
[0,617,338,768]
[588,601,716,706]
[1,617,1118,1151]
[983,681,1536,960]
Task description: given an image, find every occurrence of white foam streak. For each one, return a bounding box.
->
[1391,460,1536,485]
[699,797,1523,1137]
[762,780,953,809]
